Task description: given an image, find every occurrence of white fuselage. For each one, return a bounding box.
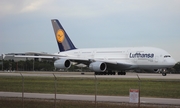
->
[55,47,176,71]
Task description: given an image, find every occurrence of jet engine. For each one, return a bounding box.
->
[89,62,107,72]
[54,59,71,69]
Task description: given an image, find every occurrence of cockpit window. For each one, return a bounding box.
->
[164,55,171,58]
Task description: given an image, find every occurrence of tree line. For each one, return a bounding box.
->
[0,60,89,72]
[0,60,180,73]
[0,60,54,71]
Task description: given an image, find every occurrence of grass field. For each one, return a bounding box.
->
[0,76,180,98]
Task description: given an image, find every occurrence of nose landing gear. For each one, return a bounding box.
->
[162,69,167,76]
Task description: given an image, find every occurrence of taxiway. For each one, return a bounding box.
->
[0,71,180,79]
[0,92,180,105]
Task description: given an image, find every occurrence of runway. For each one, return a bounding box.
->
[0,92,180,105]
[0,71,180,79]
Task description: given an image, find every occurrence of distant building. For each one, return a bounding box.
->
[0,53,48,61]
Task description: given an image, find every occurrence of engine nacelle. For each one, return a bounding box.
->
[54,59,71,69]
[89,62,107,72]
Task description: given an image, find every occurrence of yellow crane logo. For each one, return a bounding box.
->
[56,29,65,43]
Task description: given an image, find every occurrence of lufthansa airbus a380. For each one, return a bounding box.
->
[15,19,176,76]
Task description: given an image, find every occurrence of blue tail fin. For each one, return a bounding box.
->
[51,19,76,52]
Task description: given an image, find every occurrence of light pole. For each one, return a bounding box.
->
[53,73,57,108]
[1,54,4,71]
[94,74,97,108]
[20,73,24,108]
[137,74,141,108]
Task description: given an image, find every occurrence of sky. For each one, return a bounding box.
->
[0,0,180,61]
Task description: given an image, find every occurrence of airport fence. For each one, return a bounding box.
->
[0,72,180,108]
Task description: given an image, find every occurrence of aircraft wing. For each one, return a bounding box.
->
[13,54,67,59]
[14,55,55,59]
[61,57,133,70]
[24,52,60,56]
[13,54,133,70]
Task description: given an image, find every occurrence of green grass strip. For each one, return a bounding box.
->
[0,76,180,98]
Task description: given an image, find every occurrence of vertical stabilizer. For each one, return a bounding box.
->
[51,19,76,52]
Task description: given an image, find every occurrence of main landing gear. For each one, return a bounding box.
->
[118,71,126,75]
[94,71,115,75]
[94,71,126,75]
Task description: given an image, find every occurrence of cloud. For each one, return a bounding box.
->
[0,0,51,18]
[20,0,49,13]
[0,0,180,19]
[0,1,18,17]
[44,0,180,19]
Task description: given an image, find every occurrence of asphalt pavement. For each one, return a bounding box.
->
[0,92,180,105]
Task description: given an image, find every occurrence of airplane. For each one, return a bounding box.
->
[14,19,176,76]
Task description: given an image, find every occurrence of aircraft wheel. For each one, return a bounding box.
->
[110,73,112,75]
[162,73,167,76]
[95,72,100,75]
[113,72,116,75]
[118,72,121,75]
[124,72,126,75]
